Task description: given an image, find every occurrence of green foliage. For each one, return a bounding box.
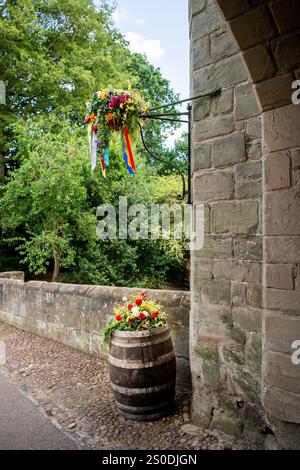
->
[0,0,188,289]
[0,118,97,280]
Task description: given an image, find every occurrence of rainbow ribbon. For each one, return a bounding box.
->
[123,128,136,172]
[121,130,134,175]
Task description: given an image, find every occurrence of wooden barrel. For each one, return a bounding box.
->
[108,325,176,421]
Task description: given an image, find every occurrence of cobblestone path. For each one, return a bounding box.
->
[0,322,258,450]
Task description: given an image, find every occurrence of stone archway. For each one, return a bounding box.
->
[189,0,300,448]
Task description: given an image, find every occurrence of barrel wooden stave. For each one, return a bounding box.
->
[109,326,176,421]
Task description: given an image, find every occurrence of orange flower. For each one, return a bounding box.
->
[106,113,114,121]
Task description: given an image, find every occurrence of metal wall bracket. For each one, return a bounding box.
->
[139,89,221,204]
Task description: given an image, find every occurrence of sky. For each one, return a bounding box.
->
[110,0,189,145]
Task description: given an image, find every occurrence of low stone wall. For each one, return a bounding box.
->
[0,273,191,386]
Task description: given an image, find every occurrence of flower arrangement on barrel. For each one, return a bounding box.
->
[102,292,176,421]
[102,293,168,345]
[85,88,148,177]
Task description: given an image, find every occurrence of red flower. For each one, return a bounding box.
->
[138,293,145,298]
[138,313,147,321]
[135,298,142,306]
[151,311,159,319]
[92,125,98,133]
[128,304,133,310]
[116,315,122,321]
[84,116,91,124]
[128,317,134,324]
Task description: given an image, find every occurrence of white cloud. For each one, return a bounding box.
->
[125,31,165,64]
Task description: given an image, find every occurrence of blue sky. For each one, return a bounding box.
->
[111,0,189,100]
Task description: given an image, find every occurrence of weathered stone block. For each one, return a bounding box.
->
[232,306,262,332]
[230,326,246,345]
[193,96,210,121]
[211,133,245,168]
[189,0,206,18]
[265,190,300,236]
[236,160,262,179]
[235,84,260,120]
[210,408,243,436]
[192,35,210,71]
[269,0,300,33]
[195,235,233,259]
[232,282,247,306]
[264,386,300,424]
[216,0,250,20]
[248,285,262,308]
[263,104,300,152]
[265,150,291,190]
[213,260,262,283]
[265,351,300,394]
[266,288,300,313]
[194,341,218,362]
[222,345,244,365]
[234,236,263,261]
[193,115,235,142]
[243,44,276,83]
[236,179,262,199]
[191,389,214,427]
[247,120,262,141]
[193,143,211,171]
[210,25,238,61]
[230,5,277,50]
[193,169,234,202]
[191,4,223,41]
[201,279,232,306]
[265,314,300,354]
[193,55,248,96]
[266,236,300,264]
[233,370,260,402]
[256,74,294,110]
[272,33,300,71]
[212,201,259,235]
[246,142,262,160]
[266,264,294,290]
[201,360,221,388]
[211,87,233,115]
[192,257,213,281]
[246,332,262,373]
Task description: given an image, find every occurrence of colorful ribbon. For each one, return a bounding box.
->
[121,131,134,175]
[123,127,136,172]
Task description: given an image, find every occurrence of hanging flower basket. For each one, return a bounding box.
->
[85,89,148,176]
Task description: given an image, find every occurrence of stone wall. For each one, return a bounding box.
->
[0,275,191,386]
[190,0,264,442]
[190,0,300,449]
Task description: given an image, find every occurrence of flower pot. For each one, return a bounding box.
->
[108,325,176,421]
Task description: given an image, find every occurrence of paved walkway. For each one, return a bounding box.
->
[0,372,78,450]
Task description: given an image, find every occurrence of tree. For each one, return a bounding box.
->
[0,118,97,281]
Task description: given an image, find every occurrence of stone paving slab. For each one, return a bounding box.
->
[0,371,78,450]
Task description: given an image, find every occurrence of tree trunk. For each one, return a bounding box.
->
[52,252,60,282]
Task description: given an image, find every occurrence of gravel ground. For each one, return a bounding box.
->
[0,322,258,450]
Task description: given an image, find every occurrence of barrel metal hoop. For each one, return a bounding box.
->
[108,350,175,369]
[110,332,171,348]
[116,400,170,413]
[111,380,175,396]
